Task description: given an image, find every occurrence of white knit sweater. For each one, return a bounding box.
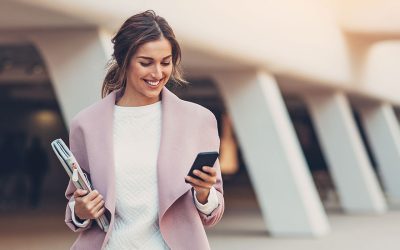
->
[105,101,168,250]
[69,100,219,249]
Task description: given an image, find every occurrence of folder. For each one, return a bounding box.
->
[51,138,109,232]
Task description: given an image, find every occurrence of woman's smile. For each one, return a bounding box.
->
[143,78,164,87]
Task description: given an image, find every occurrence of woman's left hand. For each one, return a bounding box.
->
[185,166,217,204]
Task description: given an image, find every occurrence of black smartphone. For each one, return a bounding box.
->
[185,151,219,183]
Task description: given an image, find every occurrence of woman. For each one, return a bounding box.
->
[64,10,224,250]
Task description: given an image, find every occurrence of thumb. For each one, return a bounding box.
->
[74,189,88,198]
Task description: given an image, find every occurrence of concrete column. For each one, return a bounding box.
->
[304,92,387,213]
[359,103,400,201]
[213,70,330,237]
[29,28,113,127]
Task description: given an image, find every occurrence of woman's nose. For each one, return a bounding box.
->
[151,65,162,79]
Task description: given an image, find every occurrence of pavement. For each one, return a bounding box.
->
[208,207,400,250]
[0,180,399,250]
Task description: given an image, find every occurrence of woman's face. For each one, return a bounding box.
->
[125,37,173,105]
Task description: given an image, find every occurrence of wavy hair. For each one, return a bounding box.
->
[101,10,187,98]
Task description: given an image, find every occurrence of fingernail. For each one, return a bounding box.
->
[193,170,199,174]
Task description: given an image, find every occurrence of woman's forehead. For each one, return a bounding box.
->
[135,38,172,60]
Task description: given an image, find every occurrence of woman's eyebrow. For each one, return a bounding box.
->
[137,55,172,60]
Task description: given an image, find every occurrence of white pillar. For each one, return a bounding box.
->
[359,103,400,201]
[29,28,113,127]
[304,92,387,213]
[213,70,330,237]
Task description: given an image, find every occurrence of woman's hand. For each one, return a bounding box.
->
[73,189,106,221]
[185,166,217,204]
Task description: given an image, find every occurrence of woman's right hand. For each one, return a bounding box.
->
[73,189,106,221]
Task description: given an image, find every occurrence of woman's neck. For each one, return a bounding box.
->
[116,90,160,107]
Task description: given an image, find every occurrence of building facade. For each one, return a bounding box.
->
[1,0,400,237]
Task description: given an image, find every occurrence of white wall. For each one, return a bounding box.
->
[326,0,400,34]
[28,28,112,125]
[362,41,400,103]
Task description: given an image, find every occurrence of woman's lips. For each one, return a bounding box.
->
[144,78,162,87]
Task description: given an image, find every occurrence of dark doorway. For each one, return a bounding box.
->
[0,44,69,211]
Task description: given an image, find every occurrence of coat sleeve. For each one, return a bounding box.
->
[197,112,225,228]
[64,118,93,232]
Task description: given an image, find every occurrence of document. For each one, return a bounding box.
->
[51,138,109,232]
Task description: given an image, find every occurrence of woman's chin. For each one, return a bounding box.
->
[142,86,163,99]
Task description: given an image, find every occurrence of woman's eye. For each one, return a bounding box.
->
[140,62,151,67]
[140,62,170,67]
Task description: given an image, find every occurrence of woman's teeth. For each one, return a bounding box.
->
[145,80,160,86]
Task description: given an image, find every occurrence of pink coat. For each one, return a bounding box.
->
[64,87,224,250]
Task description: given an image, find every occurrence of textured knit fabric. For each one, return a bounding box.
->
[105,101,169,250]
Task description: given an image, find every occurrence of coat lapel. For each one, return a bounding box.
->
[157,87,193,220]
[90,91,118,250]
[88,91,117,215]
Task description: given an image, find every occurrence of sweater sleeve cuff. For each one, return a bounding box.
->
[68,197,91,228]
[194,186,219,215]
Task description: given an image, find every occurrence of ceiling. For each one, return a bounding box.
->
[0,0,92,30]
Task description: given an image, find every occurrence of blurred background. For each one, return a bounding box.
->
[1,0,400,249]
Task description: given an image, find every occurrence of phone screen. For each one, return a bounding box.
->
[185,151,219,182]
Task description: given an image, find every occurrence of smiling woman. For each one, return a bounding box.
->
[117,38,173,106]
[64,10,224,250]
[101,10,187,100]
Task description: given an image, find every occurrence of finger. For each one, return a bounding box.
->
[92,200,105,214]
[202,166,217,177]
[74,189,88,198]
[193,170,216,184]
[185,176,213,189]
[93,207,106,219]
[85,190,100,201]
[91,193,104,206]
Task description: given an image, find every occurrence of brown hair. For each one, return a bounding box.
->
[101,10,187,98]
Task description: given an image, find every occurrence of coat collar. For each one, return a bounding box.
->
[92,86,192,220]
